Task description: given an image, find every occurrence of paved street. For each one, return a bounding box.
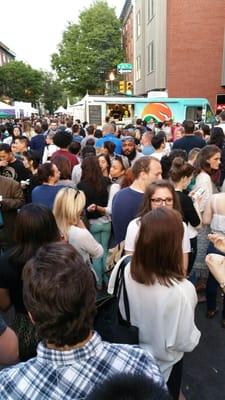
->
[183,296,225,400]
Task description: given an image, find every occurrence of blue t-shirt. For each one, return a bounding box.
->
[112,187,144,245]
[32,185,64,209]
[95,134,122,154]
[142,145,155,156]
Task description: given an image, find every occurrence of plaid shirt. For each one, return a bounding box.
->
[0,332,164,399]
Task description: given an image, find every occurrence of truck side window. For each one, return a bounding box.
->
[186,106,202,122]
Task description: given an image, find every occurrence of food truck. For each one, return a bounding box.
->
[69,94,216,127]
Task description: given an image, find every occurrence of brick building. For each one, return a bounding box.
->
[119,0,134,90]
[166,0,225,109]
[0,41,15,66]
[128,0,225,109]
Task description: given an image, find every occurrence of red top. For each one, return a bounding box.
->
[51,149,79,170]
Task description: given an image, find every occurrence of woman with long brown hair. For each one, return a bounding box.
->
[109,207,200,400]
[77,156,111,289]
[192,145,221,278]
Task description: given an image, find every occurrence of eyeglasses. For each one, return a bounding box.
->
[151,197,173,206]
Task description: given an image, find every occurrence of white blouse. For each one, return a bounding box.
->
[108,256,200,381]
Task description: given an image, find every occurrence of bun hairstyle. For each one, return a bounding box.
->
[170,157,194,182]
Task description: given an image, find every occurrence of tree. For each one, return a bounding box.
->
[41,72,66,114]
[0,61,44,104]
[51,0,123,96]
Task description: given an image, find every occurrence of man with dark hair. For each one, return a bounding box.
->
[151,131,166,160]
[121,136,143,166]
[81,124,97,148]
[172,119,205,154]
[88,373,171,400]
[0,242,164,398]
[52,128,78,169]
[13,136,29,155]
[112,156,162,245]
[0,143,30,182]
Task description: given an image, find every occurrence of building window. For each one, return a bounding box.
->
[147,41,154,73]
[136,55,141,80]
[147,0,154,22]
[136,10,141,38]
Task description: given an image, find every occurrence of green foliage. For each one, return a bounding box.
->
[41,72,66,114]
[51,0,123,96]
[0,61,44,104]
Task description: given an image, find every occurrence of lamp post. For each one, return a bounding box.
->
[109,72,115,95]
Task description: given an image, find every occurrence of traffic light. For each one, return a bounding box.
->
[126,81,133,94]
[119,81,125,93]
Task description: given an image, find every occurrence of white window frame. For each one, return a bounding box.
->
[136,10,141,38]
[147,0,154,22]
[136,55,141,81]
[147,41,154,74]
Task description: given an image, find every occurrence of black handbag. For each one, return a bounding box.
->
[94,255,139,345]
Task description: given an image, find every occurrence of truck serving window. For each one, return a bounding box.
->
[186,106,202,122]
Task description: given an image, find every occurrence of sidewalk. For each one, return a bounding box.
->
[182,298,225,400]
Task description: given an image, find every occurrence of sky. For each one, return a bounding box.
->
[0,0,122,71]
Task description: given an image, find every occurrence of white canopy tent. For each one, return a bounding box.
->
[0,101,15,118]
[0,101,15,110]
[54,106,67,114]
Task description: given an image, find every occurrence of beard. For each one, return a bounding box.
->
[122,148,136,161]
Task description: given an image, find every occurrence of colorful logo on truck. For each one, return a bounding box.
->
[141,102,173,122]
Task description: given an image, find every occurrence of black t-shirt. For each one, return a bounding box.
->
[77,177,110,219]
[176,191,200,227]
[0,249,26,314]
[0,159,30,182]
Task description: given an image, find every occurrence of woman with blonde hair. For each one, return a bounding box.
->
[53,187,103,266]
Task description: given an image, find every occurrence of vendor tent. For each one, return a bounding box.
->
[54,106,67,114]
[0,101,15,118]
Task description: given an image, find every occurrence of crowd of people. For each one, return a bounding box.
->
[0,111,225,399]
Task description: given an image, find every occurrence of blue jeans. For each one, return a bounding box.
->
[206,241,225,317]
[90,222,111,286]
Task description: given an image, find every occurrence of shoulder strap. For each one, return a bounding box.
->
[113,255,131,296]
[113,255,132,323]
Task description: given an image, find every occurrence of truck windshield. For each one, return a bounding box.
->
[205,104,216,124]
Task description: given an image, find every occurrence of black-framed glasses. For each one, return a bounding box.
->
[151,197,173,206]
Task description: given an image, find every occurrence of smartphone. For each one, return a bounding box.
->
[193,187,205,199]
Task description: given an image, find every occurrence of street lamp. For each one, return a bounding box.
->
[109,72,115,95]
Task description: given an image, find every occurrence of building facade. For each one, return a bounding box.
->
[130,0,225,108]
[119,0,134,91]
[0,42,15,66]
